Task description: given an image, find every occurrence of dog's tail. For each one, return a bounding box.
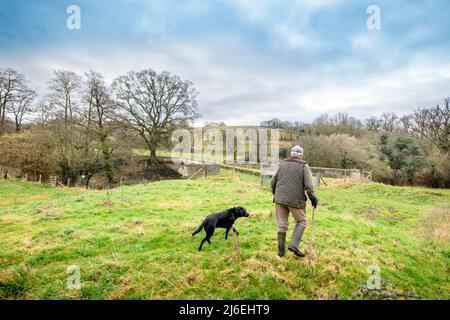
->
[192,221,205,236]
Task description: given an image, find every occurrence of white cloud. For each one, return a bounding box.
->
[1,36,449,126]
[226,0,341,52]
[351,32,379,50]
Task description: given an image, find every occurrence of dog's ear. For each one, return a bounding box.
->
[229,207,237,216]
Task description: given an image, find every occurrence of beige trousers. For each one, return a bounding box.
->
[275,203,307,233]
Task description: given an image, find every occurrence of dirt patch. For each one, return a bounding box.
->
[123,219,144,228]
[358,206,378,221]
[39,214,63,221]
[34,205,64,221]
[356,205,406,222]
[143,165,181,182]
[107,277,135,300]
[185,272,201,285]
[102,199,114,206]
[35,206,52,214]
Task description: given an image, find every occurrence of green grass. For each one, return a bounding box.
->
[0,174,449,300]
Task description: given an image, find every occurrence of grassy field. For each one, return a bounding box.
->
[0,172,449,300]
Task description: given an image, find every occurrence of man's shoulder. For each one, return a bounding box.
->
[283,157,308,166]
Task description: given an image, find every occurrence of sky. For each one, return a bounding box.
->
[1,0,449,125]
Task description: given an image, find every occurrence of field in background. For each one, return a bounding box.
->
[0,172,449,300]
[133,131,295,161]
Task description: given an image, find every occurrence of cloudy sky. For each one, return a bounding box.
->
[1,0,449,125]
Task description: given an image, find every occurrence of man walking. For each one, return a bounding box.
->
[271,145,318,257]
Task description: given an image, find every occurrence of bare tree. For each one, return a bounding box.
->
[334,112,349,128]
[402,99,450,152]
[48,70,81,127]
[365,116,382,132]
[205,121,226,128]
[261,118,283,128]
[47,70,81,181]
[112,69,200,165]
[35,101,54,126]
[8,86,37,132]
[380,112,398,132]
[0,68,25,133]
[79,70,116,186]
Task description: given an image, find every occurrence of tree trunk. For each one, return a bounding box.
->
[85,174,93,188]
[101,141,114,185]
[15,117,20,132]
[148,143,159,167]
[0,103,5,134]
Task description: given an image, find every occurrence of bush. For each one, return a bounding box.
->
[297,134,376,170]
[0,129,58,179]
[368,158,393,184]
[420,148,450,188]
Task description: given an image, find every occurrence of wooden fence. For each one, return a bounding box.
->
[219,163,371,188]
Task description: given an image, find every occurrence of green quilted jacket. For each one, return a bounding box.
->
[271,156,316,209]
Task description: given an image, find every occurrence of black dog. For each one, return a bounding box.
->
[192,206,249,251]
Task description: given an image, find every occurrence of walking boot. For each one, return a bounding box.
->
[288,223,306,257]
[277,232,286,257]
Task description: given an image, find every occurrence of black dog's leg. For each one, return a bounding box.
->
[232,227,239,236]
[225,227,231,240]
[205,227,214,245]
[198,237,208,251]
[199,225,214,251]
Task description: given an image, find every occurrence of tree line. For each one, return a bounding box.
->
[1,66,449,188]
[261,105,450,153]
[0,67,199,187]
[262,101,449,187]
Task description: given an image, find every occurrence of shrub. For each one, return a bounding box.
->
[420,148,450,188]
[297,134,375,170]
[0,129,58,179]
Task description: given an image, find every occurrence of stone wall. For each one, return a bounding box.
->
[160,157,221,178]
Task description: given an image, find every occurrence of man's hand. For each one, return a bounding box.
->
[310,195,318,208]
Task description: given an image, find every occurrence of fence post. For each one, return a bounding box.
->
[49,175,56,187]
